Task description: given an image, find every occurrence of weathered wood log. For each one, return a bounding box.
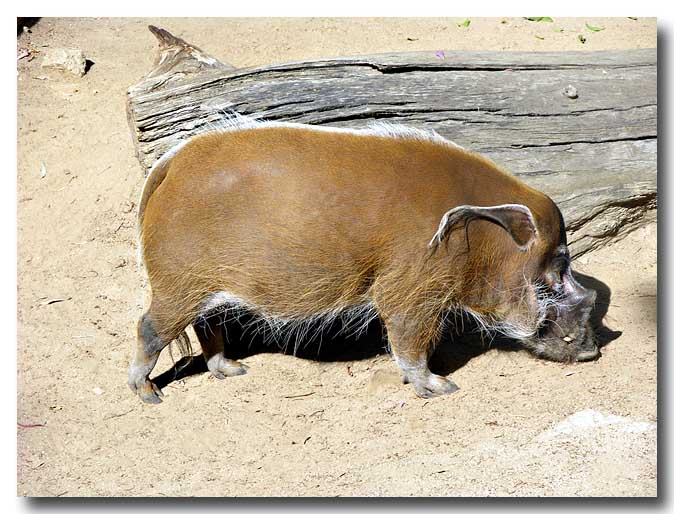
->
[127,26,657,257]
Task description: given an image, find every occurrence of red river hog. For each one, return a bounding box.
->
[129,118,598,404]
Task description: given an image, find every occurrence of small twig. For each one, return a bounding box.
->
[54,175,77,192]
[75,270,99,279]
[40,297,72,306]
[283,392,315,399]
[18,422,46,428]
[103,408,135,421]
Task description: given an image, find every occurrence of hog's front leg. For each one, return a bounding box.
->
[382,313,459,398]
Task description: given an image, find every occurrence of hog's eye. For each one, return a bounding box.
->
[552,255,570,274]
[544,256,568,290]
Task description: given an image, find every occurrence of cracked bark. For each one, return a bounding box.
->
[126,26,657,257]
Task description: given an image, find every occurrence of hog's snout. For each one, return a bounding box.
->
[564,277,597,312]
[570,285,599,360]
[526,268,600,363]
[575,346,600,362]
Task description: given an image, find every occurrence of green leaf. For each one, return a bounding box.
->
[525,17,553,22]
[585,23,605,32]
[535,35,545,40]
[458,19,471,27]
[552,27,564,33]
[578,34,587,44]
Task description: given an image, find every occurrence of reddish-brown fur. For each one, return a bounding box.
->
[129,123,594,403]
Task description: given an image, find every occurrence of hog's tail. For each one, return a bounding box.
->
[167,329,194,376]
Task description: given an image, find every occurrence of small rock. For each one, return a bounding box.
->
[121,200,135,213]
[17,47,32,61]
[92,387,104,395]
[41,47,87,77]
[562,84,578,99]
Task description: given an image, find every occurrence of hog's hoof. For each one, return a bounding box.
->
[206,354,249,380]
[411,374,460,399]
[129,379,164,404]
[139,384,164,404]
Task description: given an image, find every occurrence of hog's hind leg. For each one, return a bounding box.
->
[127,311,176,404]
[382,312,459,399]
[194,316,249,379]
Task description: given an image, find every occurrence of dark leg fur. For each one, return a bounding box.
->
[382,312,459,399]
[193,317,249,379]
[128,312,172,404]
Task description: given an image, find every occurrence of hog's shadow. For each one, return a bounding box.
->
[154,272,621,388]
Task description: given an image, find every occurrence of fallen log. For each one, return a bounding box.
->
[126,26,657,257]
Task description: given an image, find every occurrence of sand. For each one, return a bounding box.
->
[16,17,657,497]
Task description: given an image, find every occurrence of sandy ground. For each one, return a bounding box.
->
[16,17,657,497]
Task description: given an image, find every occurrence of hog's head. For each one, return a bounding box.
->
[429,201,599,362]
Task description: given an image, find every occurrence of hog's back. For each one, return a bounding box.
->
[140,125,536,311]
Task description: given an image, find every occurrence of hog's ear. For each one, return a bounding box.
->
[429,203,538,252]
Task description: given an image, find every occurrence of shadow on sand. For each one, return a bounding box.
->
[154,272,621,390]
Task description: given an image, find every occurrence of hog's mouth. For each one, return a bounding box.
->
[534,316,598,362]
